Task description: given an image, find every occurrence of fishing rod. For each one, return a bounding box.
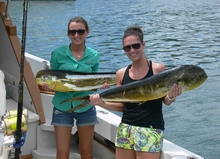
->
[14,0,29,158]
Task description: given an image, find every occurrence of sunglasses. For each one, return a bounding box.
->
[68,29,86,36]
[123,43,141,52]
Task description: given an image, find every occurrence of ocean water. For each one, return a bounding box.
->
[8,0,220,158]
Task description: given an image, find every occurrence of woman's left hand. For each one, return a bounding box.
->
[100,82,110,89]
[168,84,182,99]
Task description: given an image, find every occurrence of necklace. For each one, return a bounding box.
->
[69,44,84,59]
[74,53,83,60]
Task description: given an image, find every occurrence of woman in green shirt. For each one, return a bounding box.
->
[44,16,108,159]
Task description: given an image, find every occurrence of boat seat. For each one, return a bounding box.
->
[0,69,6,117]
[0,69,6,156]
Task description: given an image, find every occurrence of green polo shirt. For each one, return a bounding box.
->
[50,44,100,112]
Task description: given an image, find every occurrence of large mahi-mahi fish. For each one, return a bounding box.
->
[36,70,116,92]
[61,65,208,112]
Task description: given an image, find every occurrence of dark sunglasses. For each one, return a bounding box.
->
[123,43,141,52]
[68,29,86,36]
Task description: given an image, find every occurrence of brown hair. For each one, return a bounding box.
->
[122,26,144,44]
[67,16,89,35]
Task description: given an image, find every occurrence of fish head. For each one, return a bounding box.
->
[175,65,208,91]
[36,70,57,86]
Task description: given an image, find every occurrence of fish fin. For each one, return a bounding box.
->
[60,96,90,104]
[65,100,90,112]
[60,97,77,104]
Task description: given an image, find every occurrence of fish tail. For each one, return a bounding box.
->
[60,96,90,104]
[65,100,90,112]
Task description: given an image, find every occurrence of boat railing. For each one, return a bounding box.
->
[3,0,10,20]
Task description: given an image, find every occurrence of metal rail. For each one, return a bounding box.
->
[3,0,10,20]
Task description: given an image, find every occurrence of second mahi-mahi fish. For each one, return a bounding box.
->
[61,65,208,112]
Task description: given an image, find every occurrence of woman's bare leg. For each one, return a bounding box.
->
[54,126,72,159]
[136,151,160,159]
[116,147,136,159]
[77,125,95,159]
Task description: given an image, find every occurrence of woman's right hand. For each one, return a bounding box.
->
[41,83,53,91]
[90,94,105,107]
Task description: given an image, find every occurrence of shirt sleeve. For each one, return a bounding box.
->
[50,51,59,70]
[91,52,100,72]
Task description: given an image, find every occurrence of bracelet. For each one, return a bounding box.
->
[167,95,176,101]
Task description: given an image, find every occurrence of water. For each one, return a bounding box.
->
[8,0,220,158]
